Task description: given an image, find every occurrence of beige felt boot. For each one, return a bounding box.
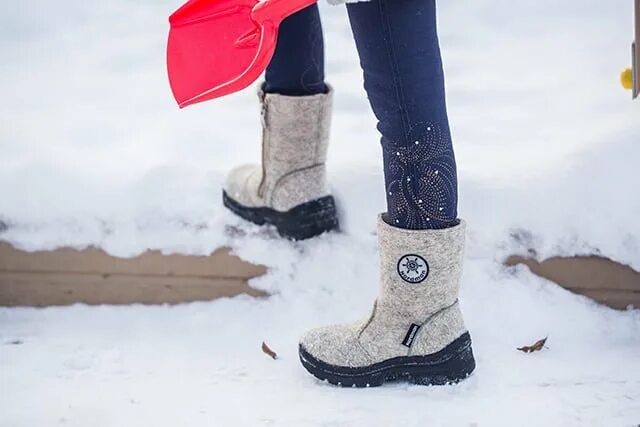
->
[299,216,475,387]
[223,85,338,240]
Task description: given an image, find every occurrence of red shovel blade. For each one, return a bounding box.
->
[167,0,316,108]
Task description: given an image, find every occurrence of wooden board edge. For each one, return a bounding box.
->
[0,243,270,307]
[0,271,268,307]
[505,254,640,310]
[0,242,267,279]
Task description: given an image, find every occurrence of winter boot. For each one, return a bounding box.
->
[223,86,338,240]
[298,216,475,387]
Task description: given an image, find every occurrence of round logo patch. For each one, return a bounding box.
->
[397,254,429,283]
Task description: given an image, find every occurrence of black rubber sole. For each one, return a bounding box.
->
[222,190,339,240]
[299,332,475,388]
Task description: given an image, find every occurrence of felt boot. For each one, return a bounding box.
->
[223,86,338,240]
[299,216,475,387]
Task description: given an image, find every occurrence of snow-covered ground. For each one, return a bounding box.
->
[1,0,640,425]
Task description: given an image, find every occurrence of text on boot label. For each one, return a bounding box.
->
[402,323,421,347]
[397,254,429,283]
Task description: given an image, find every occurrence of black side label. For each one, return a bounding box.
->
[402,323,421,347]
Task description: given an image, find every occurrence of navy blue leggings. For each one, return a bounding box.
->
[264,0,458,230]
[263,4,327,96]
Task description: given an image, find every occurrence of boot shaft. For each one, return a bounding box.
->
[258,88,333,206]
[376,216,465,320]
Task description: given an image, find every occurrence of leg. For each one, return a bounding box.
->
[223,3,337,239]
[264,4,328,96]
[347,0,457,230]
[298,0,474,388]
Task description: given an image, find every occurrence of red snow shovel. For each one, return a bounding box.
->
[167,0,316,108]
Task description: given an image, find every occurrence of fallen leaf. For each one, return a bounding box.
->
[517,337,547,353]
[261,341,277,360]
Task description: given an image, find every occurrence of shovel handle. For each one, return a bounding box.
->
[251,0,318,25]
[633,0,639,98]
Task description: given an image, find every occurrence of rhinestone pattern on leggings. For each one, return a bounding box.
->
[383,122,457,229]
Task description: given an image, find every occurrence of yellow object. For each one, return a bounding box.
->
[621,68,634,90]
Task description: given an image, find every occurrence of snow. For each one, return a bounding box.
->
[1,0,640,425]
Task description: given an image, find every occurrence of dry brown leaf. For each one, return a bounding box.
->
[517,337,548,353]
[261,341,277,360]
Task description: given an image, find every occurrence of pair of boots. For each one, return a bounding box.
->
[224,87,475,387]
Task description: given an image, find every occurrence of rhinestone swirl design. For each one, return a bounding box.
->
[382,122,457,229]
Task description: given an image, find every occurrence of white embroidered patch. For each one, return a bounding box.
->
[397,254,429,283]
